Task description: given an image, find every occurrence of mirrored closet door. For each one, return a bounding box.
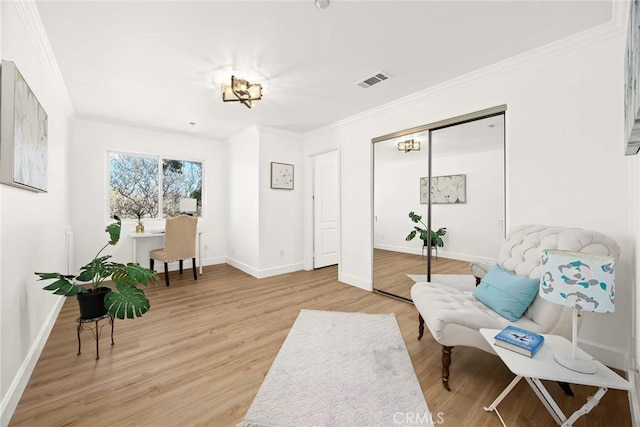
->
[372,108,506,301]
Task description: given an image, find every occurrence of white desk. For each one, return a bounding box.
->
[480,328,630,427]
[129,230,204,274]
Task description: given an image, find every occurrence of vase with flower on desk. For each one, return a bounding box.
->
[131,206,145,233]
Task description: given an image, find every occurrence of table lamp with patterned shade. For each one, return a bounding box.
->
[539,250,615,374]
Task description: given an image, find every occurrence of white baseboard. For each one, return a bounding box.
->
[200,256,226,266]
[225,257,260,277]
[628,367,640,427]
[438,251,495,264]
[373,244,495,264]
[338,273,372,291]
[151,256,226,273]
[225,257,303,279]
[577,337,627,371]
[1,296,65,427]
[254,263,304,279]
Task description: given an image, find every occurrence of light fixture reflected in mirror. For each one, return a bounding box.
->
[397,139,420,153]
[222,75,262,108]
[315,0,330,9]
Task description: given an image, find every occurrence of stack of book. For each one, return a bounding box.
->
[494,325,544,357]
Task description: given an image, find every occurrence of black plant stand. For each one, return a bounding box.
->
[77,314,114,360]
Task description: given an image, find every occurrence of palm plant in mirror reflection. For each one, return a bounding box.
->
[405,211,447,247]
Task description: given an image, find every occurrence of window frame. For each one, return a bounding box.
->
[106,150,205,223]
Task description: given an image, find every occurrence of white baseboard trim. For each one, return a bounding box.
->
[254,263,304,279]
[374,243,418,253]
[152,256,226,273]
[1,296,65,427]
[200,256,226,266]
[628,367,640,427]
[225,257,303,279]
[226,257,260,277]
[373,244,495,264]
[577,337,627,371]
[338,273,372,291]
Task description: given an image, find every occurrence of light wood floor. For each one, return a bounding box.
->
[373,248,471,300]
[11,259,631,426]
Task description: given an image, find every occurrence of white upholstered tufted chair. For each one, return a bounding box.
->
[411,224,621,391]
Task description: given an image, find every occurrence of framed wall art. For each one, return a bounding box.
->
[270,162,294,190]
[420,174,466,204]
[0,60,48,192]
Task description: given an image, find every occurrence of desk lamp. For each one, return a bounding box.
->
[179,198,197,215]
[539,250,615,374]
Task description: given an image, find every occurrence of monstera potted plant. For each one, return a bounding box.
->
[405,211,447,248]
[36,217,157,320]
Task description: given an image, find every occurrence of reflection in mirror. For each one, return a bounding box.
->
[373,131,428,300]
[373,114,505,301]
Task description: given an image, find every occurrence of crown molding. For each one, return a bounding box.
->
[326,8,626,132]
[11,0,75,118]
[75,115,226,144]
[229,124,260,142]
[256,125,302,139]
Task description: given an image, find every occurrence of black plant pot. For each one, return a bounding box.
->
[77,287,110,319]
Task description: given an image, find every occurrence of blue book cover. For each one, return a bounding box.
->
[494,325,544,357]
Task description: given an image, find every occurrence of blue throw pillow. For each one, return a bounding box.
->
[472,265,539,321]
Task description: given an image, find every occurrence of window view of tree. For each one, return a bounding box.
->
[163,159,202,217]
[110,153,159,219]
[109,152,203,220]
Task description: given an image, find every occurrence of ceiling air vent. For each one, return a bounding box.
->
[356,72,390,89]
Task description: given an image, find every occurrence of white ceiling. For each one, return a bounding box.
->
[35,1,612,141]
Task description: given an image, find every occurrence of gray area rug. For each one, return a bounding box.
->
[238,309,432,427]
[407,273,476,287]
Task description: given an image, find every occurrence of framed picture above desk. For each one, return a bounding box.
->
[129,230,204,274]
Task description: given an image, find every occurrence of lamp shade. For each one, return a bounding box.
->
[539,250,615,313]
[179,197,197,213]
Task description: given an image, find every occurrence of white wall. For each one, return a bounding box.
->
[374,146,504,262]
[0,2,72,424]
[431,148,504,261]
[258,127,303,275]
[70,119,227,271]
[334,30,632,367]
[227,126,304,278]
[227,126,260,273]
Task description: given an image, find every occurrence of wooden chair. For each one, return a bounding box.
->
[149,215,198,287]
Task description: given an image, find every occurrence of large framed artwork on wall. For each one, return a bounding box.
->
[625,0,640,155]
[0,60,48,192]
[420,174,466,204]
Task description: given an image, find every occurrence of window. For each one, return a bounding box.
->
[162,159,203,217]
[109,152,202,219]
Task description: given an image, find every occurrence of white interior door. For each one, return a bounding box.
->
[313,151,339,268]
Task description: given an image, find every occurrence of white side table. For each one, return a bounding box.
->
[480,328,630,427]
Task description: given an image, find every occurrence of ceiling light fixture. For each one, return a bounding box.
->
[222,75,262,108]
[315,0,330,9]
[397,139,420,153]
